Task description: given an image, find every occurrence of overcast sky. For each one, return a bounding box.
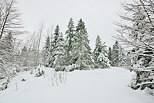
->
[18,0,123,49]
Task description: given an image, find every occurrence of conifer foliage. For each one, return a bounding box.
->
[71,19,94,70]
[49,25,65,68]
[110,41,125,67]
[65,18,75,65]
[93,36,110,69]
[108,47,112,63]
[42,19,113,71]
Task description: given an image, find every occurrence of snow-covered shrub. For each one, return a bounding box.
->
[55,66,65,72]
[65,64,79,72]
[34,66,45,77]
[0,78,9,91]
[22,67,32,72]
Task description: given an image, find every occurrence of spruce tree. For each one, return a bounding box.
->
[108,47,112,62]
[65,18,75,65]
[49,25,60,67]
[49,25,66,70]
[71,19,93,70]
[53,33,66,71]
[93,36,110,69]
[111,41,125,67]
[43,36,50,67]
[93,35,102,68]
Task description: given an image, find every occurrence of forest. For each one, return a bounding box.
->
[0,0,154,103]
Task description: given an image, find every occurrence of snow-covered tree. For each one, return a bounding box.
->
[20,46,28,67]
[53,33,66,71]
[93,36,102,64]
[115,0,154,92]
[27,48,38,67]
[108,47,112,62]
[65,18,75,65]
[111,41,125,67]
[0,0,22,39]
[93,35,109,68]
[49,25,66,70]
[71,19,94,70]
[97,52,110,69]
[49,25,61,67]
[43,36,50,67]
[0,32,14,81]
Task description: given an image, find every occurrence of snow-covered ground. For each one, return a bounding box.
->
[0,67,154,103]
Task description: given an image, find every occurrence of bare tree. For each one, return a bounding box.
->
[115,0,154,91]
[115,0,154,53]
[0,0,22,39]
[35,23,44,66]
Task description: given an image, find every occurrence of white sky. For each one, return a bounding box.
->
[17,0,123,49]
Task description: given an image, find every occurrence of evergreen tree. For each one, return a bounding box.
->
[97,53,110,69]
[49,25,66,70]
[49,25,60,67]
[93,36,102,64]
[108,47,112,62]
[93,36,110,68]
[98,42,110,68]
[53,33,66,70]
[43,36,50,67]
[71,19,93,70]
[111,41,125,67]
[65,18,75,65]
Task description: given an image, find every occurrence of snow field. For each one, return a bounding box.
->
[0,67,154,103]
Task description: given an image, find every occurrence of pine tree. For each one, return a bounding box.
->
[93,36,110,68]
[43,36,50,67]
[111,41,125,67]
[93,36,102,64]
[53,33,66,71]
[65,18,75,65]
[108,47,112,62]
[49,25,61,67]
[97,52,110,69]
[49,25,66,70]
[98,42,110,68]
[71,19,94,70]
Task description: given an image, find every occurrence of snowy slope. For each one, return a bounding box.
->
[0,67,154,103]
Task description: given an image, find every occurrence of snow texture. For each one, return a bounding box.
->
[0,67,154,103]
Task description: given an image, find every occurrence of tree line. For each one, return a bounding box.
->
[2,0,153,94]
[41,18,125,71]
